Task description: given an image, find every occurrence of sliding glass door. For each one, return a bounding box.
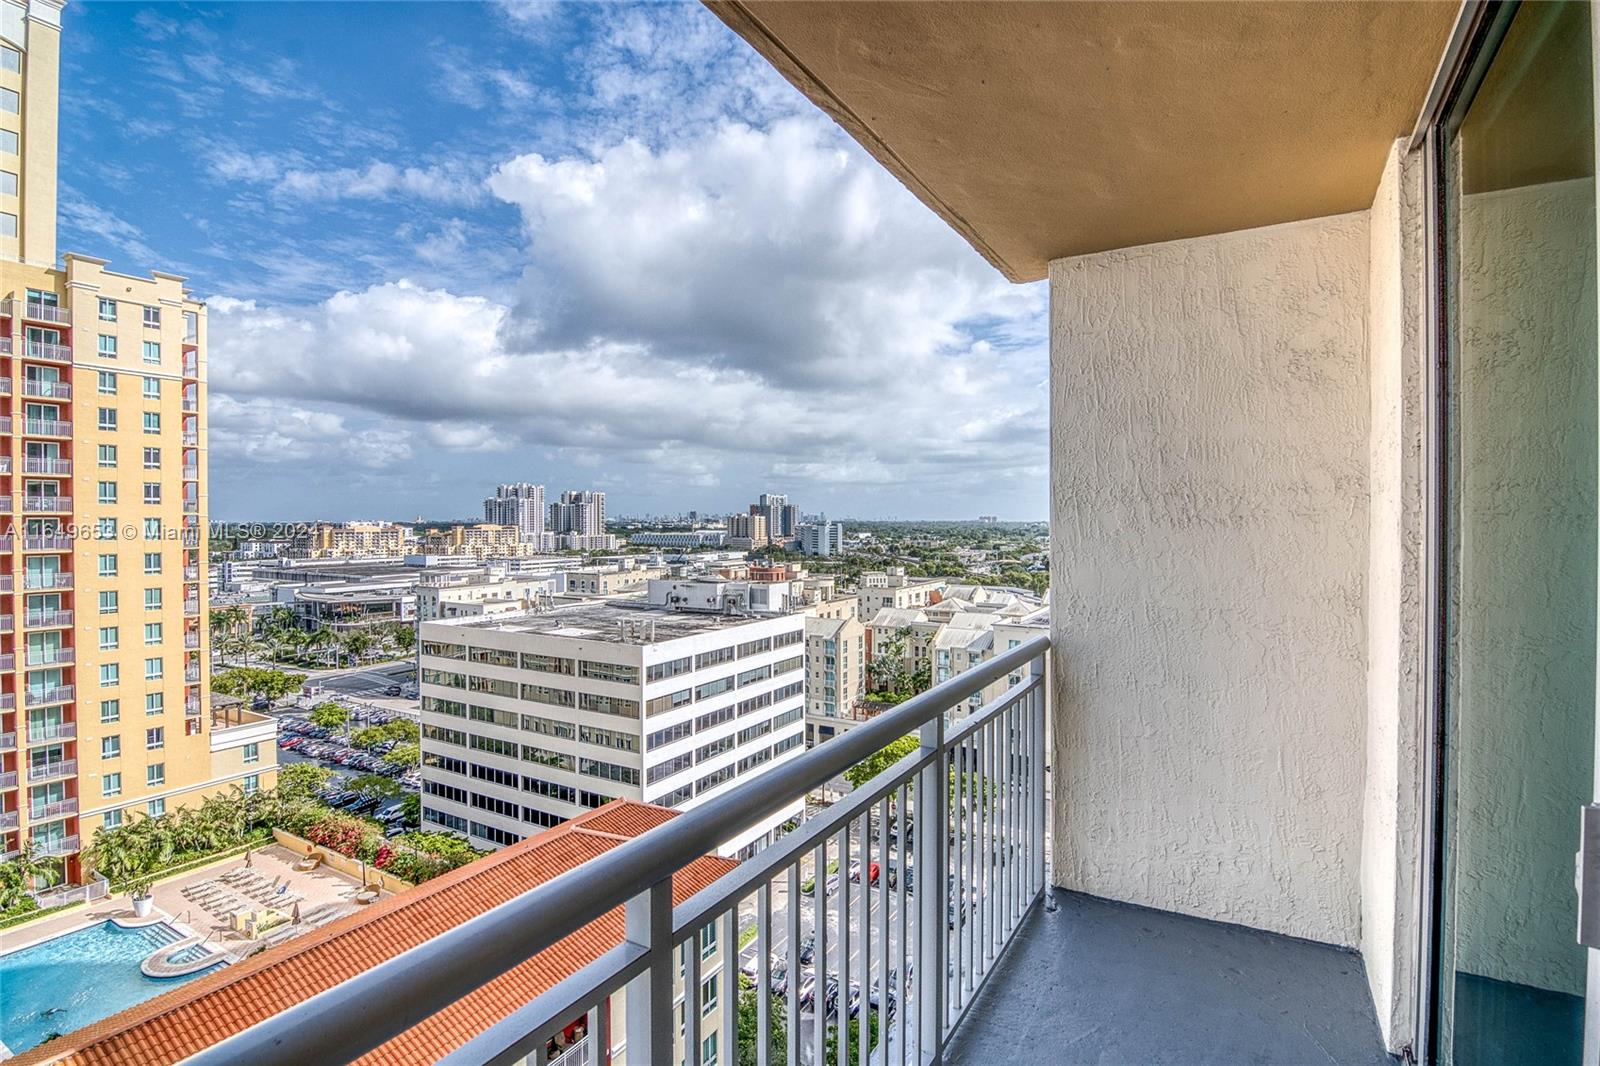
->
[1434,2,1597,1063]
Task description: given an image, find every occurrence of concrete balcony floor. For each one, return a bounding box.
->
[946,890,1393,1065]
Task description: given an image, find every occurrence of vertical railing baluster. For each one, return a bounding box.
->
[895,782,909,1066]
[950,733,963,1019]
[722,906,738,1066]
[964,730,977,1008]
[625,879,674,1066]
[836,824,851,1066]
[787,863,801,1066]
[813,842,827,1066]
[916,709,946,1056]
[758,881,773,1066]
[592,1001,609,1066]
[856,812,870,1065]
[877,794,891,1066]
[686,936,703,1066]
[1034,661,1048,899]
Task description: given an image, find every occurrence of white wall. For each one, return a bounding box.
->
[1048,211,1370,947]
[1362,139,1428,1052]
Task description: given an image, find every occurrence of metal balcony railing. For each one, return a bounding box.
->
[184,631,200,649]
[26,647,72,667]
[22,457,71,476]
[0,499,11,516]
[0,614,12,633]
[183,355,198,376]
[183,598,200,616]
[182,397,199,412]
[23,534,73,551]
[0,576,11,593]
[25,684,74,708]
[0,693,14,711]
[184,329,198,345]
[0,417,10,435]
[26,758,75,783]
[22,379,70,400]
[0,457,10,474]
[27,720,76,744]
[22,569,71,589]
[185,696,201,716]
[181,430,199,446]
[0,810,15,830]
[34,834,80,857]
[184,565,200,580]
[29,797,77,820]
[0,653,14,671]
[0,731,12,751]
[25,608,70,628]
[0,376,10,395]
[190,637,1051,1066]
[0,336,11,354]
[183,499,199,514]
[23,418,71,437]
[23,301,70,325]
[23,340,71,363]
[182,465,200,480]
[0,771,14,790]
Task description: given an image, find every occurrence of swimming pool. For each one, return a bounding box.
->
[0,920,221,1054]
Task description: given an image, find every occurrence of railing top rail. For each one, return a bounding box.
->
[187,634,1051,1066]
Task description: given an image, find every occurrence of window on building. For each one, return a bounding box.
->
[142,447,160,468]
[145,692,163,716]
[98,625,117,650]
[143,482,160,504]
[144,588,162,610]
[243,774,260,795]
[143,552,161,574]
[143,306,161,329]
[97,371,116,395]
[96,481,117,504]
[97,334,117,358]
[144,622,162,645]
[141,376,159,399]
[143,518,161,539]
[699,923,717,959]
[0,87,19,115]
[98,590,117,614]
[144,657,163,681]
[100,699,120,723]
[142,411,160,434]
[96,518,116,540]
[0,210,15,237]
[102,772,122,797]
[97,444,116,467]
[97,407,117,430]
[96,553,117,576]
[0,46,19,73]
[243,742,260,765]
[146,764,165,787]
[99,663,119,687]
[146,727,164,750]
[0,171,16,197]
[98,297,116,322]
[103,807,124,829]
[101,735,120,759]
[0,130,19,154]
[146,797,165,817]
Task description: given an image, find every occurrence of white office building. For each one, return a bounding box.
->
[418,602,807,856]
[484,483,547,542]
[798,520,845,557]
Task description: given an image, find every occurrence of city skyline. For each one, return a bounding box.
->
[54,2,1048,522]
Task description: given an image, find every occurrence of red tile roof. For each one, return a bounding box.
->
[15,802,735,1066]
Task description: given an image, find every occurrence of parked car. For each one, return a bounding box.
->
[798,937,815,965]
[384,685,402,696]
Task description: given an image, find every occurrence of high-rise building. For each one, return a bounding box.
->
[418,602,807,857]
[781,503,800,539]
[0,2,265,882]
[548,490,605,538]
[798,520,845,557]
[483,482,545,542]
[725,511,768,548]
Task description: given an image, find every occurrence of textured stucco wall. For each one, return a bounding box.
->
[1048,213,1370,947]
[1362,140,1427,1052]
[1451,176,1596,995]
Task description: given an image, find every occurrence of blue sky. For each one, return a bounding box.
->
[60,2,1047,522]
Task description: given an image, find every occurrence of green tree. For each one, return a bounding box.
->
[391,623,416,653]
[825,1010,879,1065]
[381,718,419,744]
[736,974,788,1066]
[383,742,420,769]
[308,701,348,731]
[843,735,919,789]
[399,792,421,825]
[348,773,402,798]
[213,666,305,706]
[277,762,334,802]
[351,725,387,750]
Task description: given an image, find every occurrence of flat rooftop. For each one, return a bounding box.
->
[427,600,794,644]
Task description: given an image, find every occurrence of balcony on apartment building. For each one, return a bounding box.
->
[22,533,72,551]
[0,809,15,831]
[195,5,1595,1066]
[21,340,70,363]
[25,646,72,668]
[0,731,12,752]
[23,607,69,629]
[182,353,198,376]
[25,758,74,784]
[182,464,199,481]
[21,494,73,514]
[184,695,201,716]
[183,629,200,649]
[181,429,199,446]
[183,597,200,616]
[33,834,79,858]
[0,652,15,672]
[0,336,12,355]
[24,683,74,708]
[0,575,12,594]
[21,568,71,589]
[0,376,10,396]
[20,416,70,437]
[21,378,70,400]
[21,456,71,476]
[20,300,70,326]
[27,719,75,743]
[29,796,77,821]
[0,771,15,791]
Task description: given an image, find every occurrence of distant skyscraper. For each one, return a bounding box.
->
[484,483,546,541]
[781,504,801,538]
[549,490,607,537]
[755,493,800,539]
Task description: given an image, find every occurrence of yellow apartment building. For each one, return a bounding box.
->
[0,0,274,883]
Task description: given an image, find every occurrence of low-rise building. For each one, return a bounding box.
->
[564,565,666,596]
[415,569,565,622]
[419,524,526,560]
[646,575,803,616]
[856,567,946,618]
[803,614,867,747]
[419,602,807,856]
[291,521,409,559]
[625,530,728,549]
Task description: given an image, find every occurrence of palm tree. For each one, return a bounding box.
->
[305,626,336,668]
[342,630,374,666]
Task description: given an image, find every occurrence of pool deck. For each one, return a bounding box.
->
[0,844,387,958]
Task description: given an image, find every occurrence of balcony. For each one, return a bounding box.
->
[185,695,201,716]
[0,336,11,354]
[0,693,13,710]
[25,683,74,708]
[184,564,200,580]
[183,354,198,376]
[0,810,15,830]
[182,464,199,480]
[184,630,200,649]
[0,457,10,474]
[0,730,12,751]
[21,457,70,477]
[24,608,70,629]
[29,796,77,820]
[0,771,13,790]
[27,720,76,743]
[22,569,72,589]
[0,613,13,633]
[184,664,201,683]
[22,418,71,438]
[22,340,71,363]
[0,575,11,593]
[182,430,199,446]
[33,834,80,858]
[182,397,199,412]
[0,416,10,435]
[26,758,74,783]
[0,376,9,396]
[22,533,73,551]
[23,301,70,325]
[26,646,72,667]
[190,640,1051,1066]
[184,598,200,617]
[21,378,70,400]
[0,653,13,671]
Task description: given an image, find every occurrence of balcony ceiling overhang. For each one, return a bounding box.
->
[706,0,1458,282]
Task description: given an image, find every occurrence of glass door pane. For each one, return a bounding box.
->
[1438,2,1597,1063]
